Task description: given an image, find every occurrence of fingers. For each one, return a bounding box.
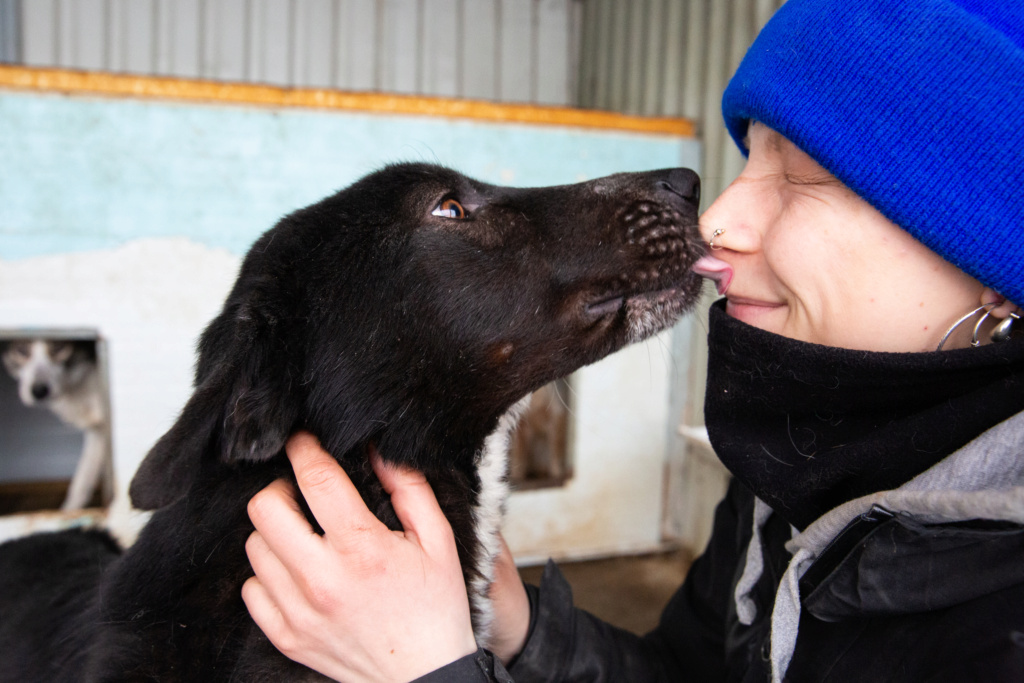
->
[242,433,477,681]
[245,529,304,607]
[489,534,520,594]
[485,534,531,665]
[241,576,292,653]
[370,446,453,554]
[246,478,326,576]
[286,432,385,540]
[279,432,453,560]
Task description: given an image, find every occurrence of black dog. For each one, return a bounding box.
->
[0,163,705,682]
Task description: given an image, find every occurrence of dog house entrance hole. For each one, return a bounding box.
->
[508,377,573,490]
[0,329,114,515]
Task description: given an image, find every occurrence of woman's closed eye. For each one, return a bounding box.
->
[784,172,841,187]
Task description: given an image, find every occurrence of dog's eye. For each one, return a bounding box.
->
[432,198,468,219]
[49,341,74,363]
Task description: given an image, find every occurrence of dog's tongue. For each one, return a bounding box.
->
[692,255,732,295]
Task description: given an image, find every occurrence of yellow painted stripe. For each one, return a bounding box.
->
[0,65,695,138]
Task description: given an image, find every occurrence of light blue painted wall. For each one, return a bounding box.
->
[0,90,700,260]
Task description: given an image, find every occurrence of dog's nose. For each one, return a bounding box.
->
[31,383,50,401]
[655,169,700,206]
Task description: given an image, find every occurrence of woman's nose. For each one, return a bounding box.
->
[699,178,764,254]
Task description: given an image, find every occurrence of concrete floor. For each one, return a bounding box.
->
[518,550,693,635]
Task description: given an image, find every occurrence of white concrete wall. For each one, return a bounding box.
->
[0,238,239,540]
[505,325,684,563]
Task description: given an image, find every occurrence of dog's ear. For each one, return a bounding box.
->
[129,375,230,510]
[129,297,300,510]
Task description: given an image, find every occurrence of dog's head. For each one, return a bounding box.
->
[131,164,707,509]
[1,339,97,407]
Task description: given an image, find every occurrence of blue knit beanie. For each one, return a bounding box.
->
[722,0,1024,306]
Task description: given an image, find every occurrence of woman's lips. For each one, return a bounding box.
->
[691,256,785,324]
[692,255,733,295]
[725,296,785,323]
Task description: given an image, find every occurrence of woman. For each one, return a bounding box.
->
[241,0,1024,680]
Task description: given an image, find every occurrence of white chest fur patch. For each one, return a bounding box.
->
[469,395,531,647]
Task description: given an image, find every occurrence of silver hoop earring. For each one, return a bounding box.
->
[709,228,726,250]
[936,302,1007,351]
[992,310,1022,343]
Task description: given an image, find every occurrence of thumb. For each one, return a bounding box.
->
[371,447,454,553]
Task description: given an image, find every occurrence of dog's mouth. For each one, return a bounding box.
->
[585,286,687,315]
[584,273,702,342]
[584,243,708,319]
[566,188,710,347]
[583,246,726,343]
[585,293,627,317]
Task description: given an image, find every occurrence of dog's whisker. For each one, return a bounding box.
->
[396,398,415,421]
[203,533,233,565]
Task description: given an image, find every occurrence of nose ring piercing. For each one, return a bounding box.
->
[709,228,726,250]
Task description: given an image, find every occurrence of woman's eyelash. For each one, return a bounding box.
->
[785,173,840,187]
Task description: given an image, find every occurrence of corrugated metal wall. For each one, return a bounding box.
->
[0,0,18,63]
[4,0,580,105]
[0,0,784,195]
[577,0,784,206]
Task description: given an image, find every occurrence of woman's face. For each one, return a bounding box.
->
[700,122,986,352]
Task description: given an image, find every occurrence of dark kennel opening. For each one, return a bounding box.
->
[509,377,573,490]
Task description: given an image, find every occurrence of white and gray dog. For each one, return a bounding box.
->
[2,339,110,510]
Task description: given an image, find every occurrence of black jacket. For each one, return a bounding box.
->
[418,310,1024,681]
[420,474,1024,682]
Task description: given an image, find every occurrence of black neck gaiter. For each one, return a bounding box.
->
[704,300,1024,530]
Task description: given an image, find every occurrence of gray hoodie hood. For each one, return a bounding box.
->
[733,409,1024,683]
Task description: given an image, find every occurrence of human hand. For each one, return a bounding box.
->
[242,432,478,682]
[486,534,531,665]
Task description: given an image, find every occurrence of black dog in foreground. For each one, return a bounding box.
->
[0,164,706,682]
